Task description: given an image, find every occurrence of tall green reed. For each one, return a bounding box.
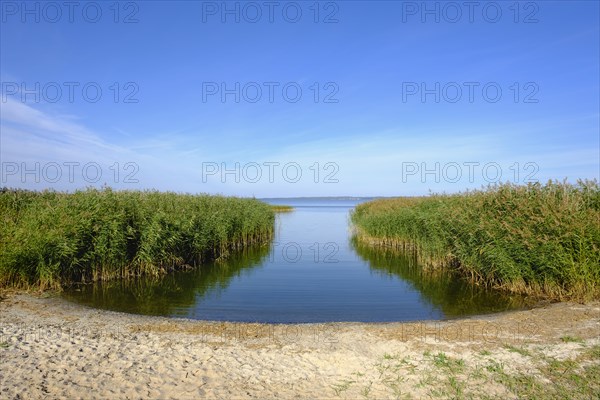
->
[351,180,600,301]
[0,187,274,289]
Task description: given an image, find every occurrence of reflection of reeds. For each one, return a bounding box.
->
[0,188,275,289]
[351,238,528,316]
[63,245,272,315]
[351,180,600,301]
[270,205,294,213]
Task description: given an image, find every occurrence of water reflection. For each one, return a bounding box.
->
[63,199,530,322]
[63,244,271,316]
[351,238,528,317]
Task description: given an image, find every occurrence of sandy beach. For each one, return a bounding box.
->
[1,293,598,399]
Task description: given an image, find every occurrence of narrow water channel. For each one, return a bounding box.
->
[62,198,527,322]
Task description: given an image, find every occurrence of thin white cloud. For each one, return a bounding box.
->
[1,99,597,196]
[2,98,121,153]
[0,100,217,192]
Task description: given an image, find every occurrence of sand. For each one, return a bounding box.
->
[1,293,598,399]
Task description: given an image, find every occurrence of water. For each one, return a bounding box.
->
[62,198,527,322]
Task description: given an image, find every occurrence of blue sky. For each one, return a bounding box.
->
[1,0,598,196]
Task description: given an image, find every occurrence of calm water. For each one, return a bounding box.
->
[62,198,527,322]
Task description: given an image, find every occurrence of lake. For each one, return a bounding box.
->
[62,198,528,322]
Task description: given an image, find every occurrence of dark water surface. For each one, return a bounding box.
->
[62,198,528,322]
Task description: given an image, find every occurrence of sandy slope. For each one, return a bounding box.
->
[0,293,598,399]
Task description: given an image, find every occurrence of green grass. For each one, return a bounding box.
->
[560,335,584,344]
[356,346,600,400]
[331,379,355,396]
[429,352,465,371]
[351,180,600,301]
[0,187,275,289]
[504,344,532,357]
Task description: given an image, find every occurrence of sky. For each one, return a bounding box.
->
[1,0,599,197]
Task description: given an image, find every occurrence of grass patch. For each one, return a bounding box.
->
[363,345,600,399]
[429,352,465,371]
[351,180,600,301]
[485,359,505,374]
[0,187,275,289]
[497,356,600,399]
[331,379,355,396]
[586,345,600,359]
[504,344,531,357]
[560,335,584,344]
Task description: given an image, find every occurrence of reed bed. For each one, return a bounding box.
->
[351,180,600,301]
[0,187,275,289]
